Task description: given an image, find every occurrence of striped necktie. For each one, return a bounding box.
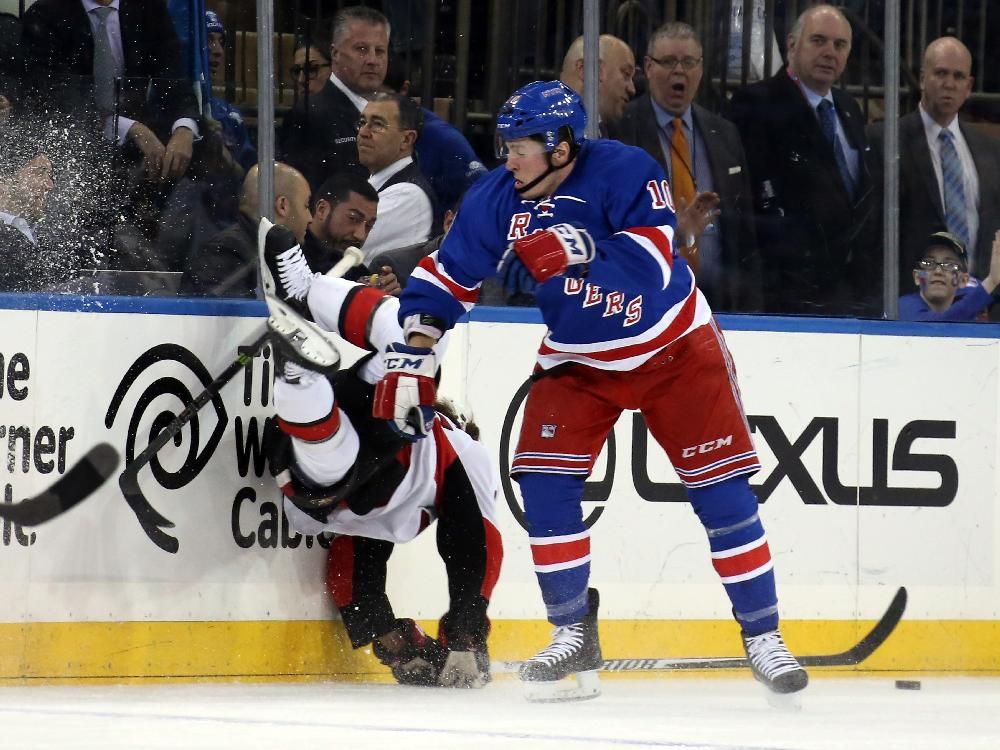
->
[938,129,970,248]
[91,6,117,113]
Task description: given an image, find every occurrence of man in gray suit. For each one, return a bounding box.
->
[870,36,1000,297]
[610,22,761,312]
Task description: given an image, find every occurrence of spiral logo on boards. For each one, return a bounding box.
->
[105,343,229,551]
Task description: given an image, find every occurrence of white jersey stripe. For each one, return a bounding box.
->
[719,560,774,584]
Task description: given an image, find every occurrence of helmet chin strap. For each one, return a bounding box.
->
[514,146,579,195]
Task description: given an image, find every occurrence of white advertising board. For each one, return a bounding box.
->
[1,304,997,625]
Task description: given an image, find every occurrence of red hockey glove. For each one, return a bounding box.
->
[497,222,596,284]
[373,343,438,440]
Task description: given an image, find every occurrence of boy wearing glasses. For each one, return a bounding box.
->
[898,230,1000,321]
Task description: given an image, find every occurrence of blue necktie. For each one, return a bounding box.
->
[817,99,854,196]
[938,129,970,249]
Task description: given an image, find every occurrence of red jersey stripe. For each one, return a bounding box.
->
[531,536,591,566]
[712,540,772,579]
[278,408,341,443]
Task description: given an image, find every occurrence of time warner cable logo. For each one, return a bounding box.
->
[104,343,229,551]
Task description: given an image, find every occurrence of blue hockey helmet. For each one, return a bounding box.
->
[495,80,588,156]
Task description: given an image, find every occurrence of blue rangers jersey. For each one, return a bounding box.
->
[400,139,714,371]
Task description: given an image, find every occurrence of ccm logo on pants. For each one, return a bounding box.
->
[682,435,733,458]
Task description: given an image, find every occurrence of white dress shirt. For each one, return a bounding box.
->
[363,155,433,262]
[328,71,370,113]
[0,210,37,245]
[919,103,980,269]
[81,0,199,144]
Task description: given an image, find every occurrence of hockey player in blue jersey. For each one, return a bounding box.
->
[369,80,807,704]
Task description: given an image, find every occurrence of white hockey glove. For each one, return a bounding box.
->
[497,222,596,284]
[372,343,437,440]
[437,650,489,689]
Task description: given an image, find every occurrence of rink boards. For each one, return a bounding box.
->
[0,296,998,680]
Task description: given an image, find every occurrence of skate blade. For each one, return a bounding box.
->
[760,683,803,712]
[523,669,601,703]
[266,297,341,370]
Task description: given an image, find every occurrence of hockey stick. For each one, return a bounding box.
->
[493,586,907,674]
[0,443,120,526]
[118,234,365,550]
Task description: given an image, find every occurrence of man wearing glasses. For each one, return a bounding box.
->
[355,92,435,263]
[898,230,1000,322]
[612,22,761,313]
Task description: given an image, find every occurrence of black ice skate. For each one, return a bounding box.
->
[258,218,340,373]
[519,588,602,702]
[742,629,809,708]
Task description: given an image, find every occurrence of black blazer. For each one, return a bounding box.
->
[277,80,366,191]
[20,0,198,136]
[610,94,762,312]
[729,69,880,315]
[869,110,1000,290]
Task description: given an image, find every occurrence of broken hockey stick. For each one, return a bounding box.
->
[493,586,907,674]
[119,236,365,551]
[0,443,120,526]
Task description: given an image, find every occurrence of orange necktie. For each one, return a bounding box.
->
[669,118,700,273]
[670,117,696,209]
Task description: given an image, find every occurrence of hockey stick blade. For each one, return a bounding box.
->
[493,586,907,674]
[0,443,120,526]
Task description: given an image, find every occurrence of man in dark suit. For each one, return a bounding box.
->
[0,153,58,292]
[730,3,879,316]
[869,36,1000,296]
[277,6,389,191]
[611,21,761,312]
[21,0,200,182]
[181,163,313,298]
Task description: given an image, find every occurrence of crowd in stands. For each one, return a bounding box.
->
[2,1,999,323]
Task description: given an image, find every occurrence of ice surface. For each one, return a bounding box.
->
[0,676,997,749]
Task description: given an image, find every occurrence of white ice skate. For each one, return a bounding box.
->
[742,629,809,710]
[520,588,602,702]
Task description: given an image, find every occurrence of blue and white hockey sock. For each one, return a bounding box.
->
[518,472,591,626]
[688,477,779,636]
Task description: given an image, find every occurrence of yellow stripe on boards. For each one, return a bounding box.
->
[0,619,997,681]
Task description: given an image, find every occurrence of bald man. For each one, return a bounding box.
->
[870,36,1000,297]
[730,4,879,316]
[560,34,636,132]
[182,163,314,297]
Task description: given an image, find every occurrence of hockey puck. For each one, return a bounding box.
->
[895,680,922,690]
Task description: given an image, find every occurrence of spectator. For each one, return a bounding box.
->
[870,37,1000,292]
[0,153,56,292]
[382,60,486,232]
[204,10,256,173]
[356,92,435,263]
[21,0,201,184]
[612,22,761,312]
[156,9,257,275]
[559,34,636,134]
[181,163,311,298]
[370,195,461,288]
[899,231,1000,322]
[303,171,399,296]
[277,6,390,191]
[730,3,879,316]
